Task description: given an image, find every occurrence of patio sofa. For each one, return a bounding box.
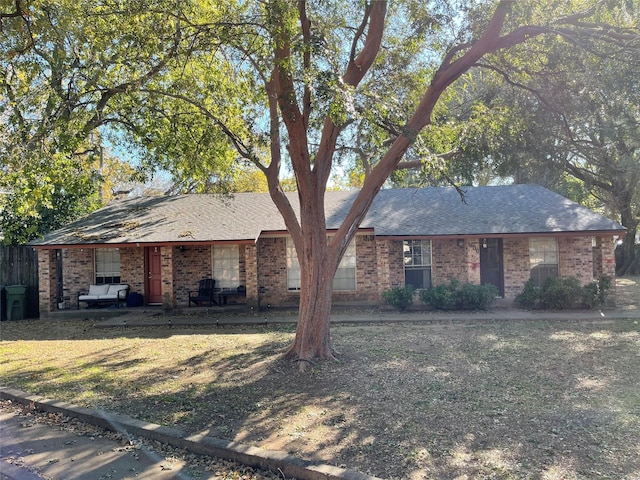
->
[78,284,129,309]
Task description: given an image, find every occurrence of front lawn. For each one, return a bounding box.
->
[1,317,639,479]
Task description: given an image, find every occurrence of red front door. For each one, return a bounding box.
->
[145,247,163,304]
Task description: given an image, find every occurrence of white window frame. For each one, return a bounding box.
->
[403,239,432,289]
[95,248,120,284]
[212,245,240,289]
[286,237,357,292]
[529,237,559,286]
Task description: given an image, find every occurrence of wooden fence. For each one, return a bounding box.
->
[0,245,39,319]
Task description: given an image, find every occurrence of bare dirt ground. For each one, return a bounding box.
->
[1,276,639,479]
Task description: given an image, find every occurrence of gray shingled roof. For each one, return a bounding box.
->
[29,184,625,246]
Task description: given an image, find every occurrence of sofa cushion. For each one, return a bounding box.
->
[88,284,110,296]
[78,294,99,301]
[107,284,129,296]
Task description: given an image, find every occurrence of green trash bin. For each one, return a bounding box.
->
[6,285,27,321]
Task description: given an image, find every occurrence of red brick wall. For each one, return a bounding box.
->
[173,245,212,305]
[37,249,56,313]
[257,235,382,307]
[120,247,144,297]
[432,239,467,286]
[37,233,619,312]
[559,236,594,285]
[62,248,94,308]
[593,236,616,280]
[257,237,294,306]
[503,238,529,299]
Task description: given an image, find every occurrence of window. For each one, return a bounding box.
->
[286,239,301,291]
[95,248,120,284]
[404,240,432,289]
[529,238,558,286]
[333,240,356,291]
[286,237,356,291]
[213,245,240,289]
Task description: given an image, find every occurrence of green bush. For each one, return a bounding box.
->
[420,279,498,311]
[382,285,415,311]
[514,279,540,309]
[514,275,612,310]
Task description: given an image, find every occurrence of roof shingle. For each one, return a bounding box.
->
[29,185,625,246]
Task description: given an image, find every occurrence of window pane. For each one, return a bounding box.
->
[403,240,431,267]
[287,237,356,291]
[213,245,239,289]
[529,238,558,286]
[403,240,431,289]
[333,266,356,291]
[286,238,301,290]
[95,248,120,284]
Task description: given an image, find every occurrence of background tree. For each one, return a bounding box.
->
[439,6,640,273]
[0,0,241,244]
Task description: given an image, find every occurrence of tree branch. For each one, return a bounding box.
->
[298,1,312,131]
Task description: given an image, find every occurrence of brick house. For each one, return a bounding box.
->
[30,185,625,314]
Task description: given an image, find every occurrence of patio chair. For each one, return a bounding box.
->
[188,278,216,307]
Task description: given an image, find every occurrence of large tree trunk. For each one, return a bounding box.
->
[283,250,337,363]
[282,205,341,367]
[613,182,638,276]
[617,223,638,276]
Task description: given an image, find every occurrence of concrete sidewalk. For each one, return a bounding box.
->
[0,400,191,480]
[0,389,380,480]
[92,304,640,329]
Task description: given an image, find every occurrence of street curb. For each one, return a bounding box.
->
[0,387,382,480]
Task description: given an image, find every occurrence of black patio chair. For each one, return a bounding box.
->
[188,278,216,307]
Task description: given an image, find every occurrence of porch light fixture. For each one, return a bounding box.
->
[457,239,465,247]
[482,239,488,248]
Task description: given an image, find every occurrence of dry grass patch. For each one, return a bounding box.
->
[2,317,640,479]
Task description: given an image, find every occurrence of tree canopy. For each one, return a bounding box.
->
[2,0,638,360]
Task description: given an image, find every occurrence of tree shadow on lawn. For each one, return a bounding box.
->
[2,319,640,478]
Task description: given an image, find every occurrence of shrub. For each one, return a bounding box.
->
[382,285,415,311]
[420,279,499,311]
[514,279,540,309]
[514,275,612,310]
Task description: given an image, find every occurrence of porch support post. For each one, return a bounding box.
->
[244,243,259,308]
[593,236,617,280]
[37,249,57,315]
[161,247,176,309]
[465,239,481,285]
